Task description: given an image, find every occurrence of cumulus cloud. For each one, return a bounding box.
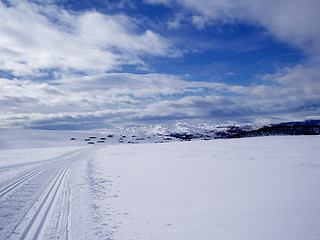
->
[262,65,320,99]
[0,0,177,77]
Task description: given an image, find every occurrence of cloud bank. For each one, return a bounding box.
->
[1,67,319,128]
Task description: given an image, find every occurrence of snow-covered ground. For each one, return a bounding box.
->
[0,129,319,239]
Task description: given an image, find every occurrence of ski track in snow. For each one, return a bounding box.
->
[18,164,72,240]
[0,169,42,198]
[0,147,92,240]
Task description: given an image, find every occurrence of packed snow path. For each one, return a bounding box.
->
[0,135,320,239]
[0,147,94,239]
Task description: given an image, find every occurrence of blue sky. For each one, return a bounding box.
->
[0,0,319,129]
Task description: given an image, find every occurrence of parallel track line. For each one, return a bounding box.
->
[19,164,72,240]
[0,169,42,198]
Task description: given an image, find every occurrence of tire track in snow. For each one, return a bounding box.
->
[18,163,72,240]
[0,169,42,198]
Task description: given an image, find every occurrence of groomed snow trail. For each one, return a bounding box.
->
[0,147,95,240]
[0,169,42,198]
[18,164,72,240]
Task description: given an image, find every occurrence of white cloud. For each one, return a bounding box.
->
[168,13,185,29]
[55,73,218,98]
[145,95,236,118]
[1,66,319,129]
[0,109,140,129]
[0,72,234,128]
[191,15,208,30]
[146,0,320,54]
[0,0,177,77]
[0,73,198,116]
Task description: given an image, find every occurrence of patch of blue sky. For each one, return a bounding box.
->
[152,25,305,84]
[0,70,17,80]
[140,45,304,87]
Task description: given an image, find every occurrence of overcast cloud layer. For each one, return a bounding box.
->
[0,0,319,129]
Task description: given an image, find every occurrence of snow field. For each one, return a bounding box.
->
[0,134,319,239]
[90,136,320,240]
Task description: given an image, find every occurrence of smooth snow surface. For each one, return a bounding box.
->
[0,131,319,240]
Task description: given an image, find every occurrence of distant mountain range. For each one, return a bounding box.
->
[119,119,320,141]
[227,120,320,139]
[164,120,320,140]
